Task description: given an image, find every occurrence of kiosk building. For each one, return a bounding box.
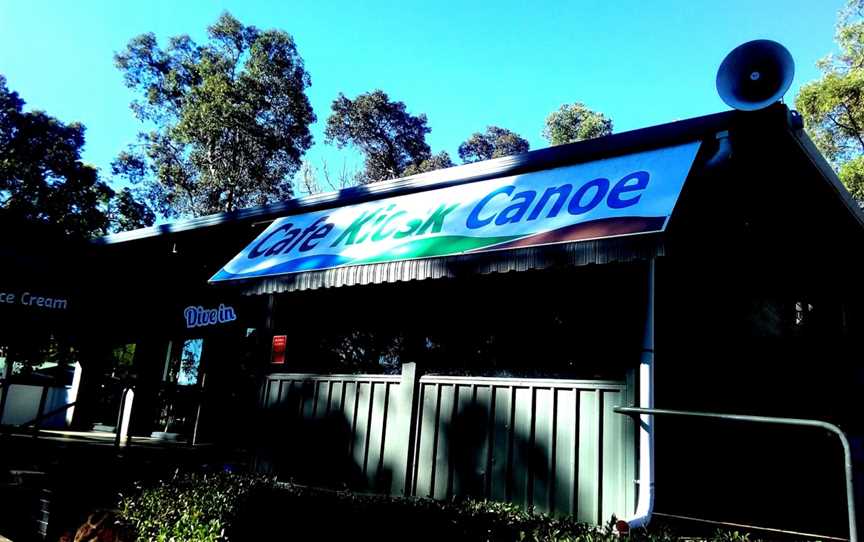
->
[2,103,862,537]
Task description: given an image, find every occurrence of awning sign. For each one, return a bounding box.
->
[211,142,700,282]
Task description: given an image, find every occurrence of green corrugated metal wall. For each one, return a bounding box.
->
[261,371,635,524]
[410,376,634,522]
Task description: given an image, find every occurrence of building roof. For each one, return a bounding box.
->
[95,108,740,246]
[90,104,864,296]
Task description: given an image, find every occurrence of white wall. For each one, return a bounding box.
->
[0,384,72,427]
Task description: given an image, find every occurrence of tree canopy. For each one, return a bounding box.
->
[324,90,432,182]
[0,75,151,237]
[458,126,530,163]
[113,12,316,217]
[402,151,455,176]
[796,0,864,202]
[108,187,156,234]
[542,102,613,146]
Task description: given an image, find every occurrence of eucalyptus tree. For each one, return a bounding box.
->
[796,0,864,202]
[402,151,455,176]
[542,102,613,146]
[113,12,316,217]
[458,126,530,163]
[0,75,151,237]
[324,90,433,182]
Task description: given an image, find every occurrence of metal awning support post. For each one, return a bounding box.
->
[31,386,50,438]
[614,406,858,542]
[113,387,134,449]
[0,360,12,423]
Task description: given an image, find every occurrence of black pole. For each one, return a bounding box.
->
[31,385,50,438]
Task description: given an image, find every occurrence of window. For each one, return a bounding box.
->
[163,338,203,387]
[178,339,202,386]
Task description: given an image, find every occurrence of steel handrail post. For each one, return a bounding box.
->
[614,406,858,542]
[31,385,50,438]
[114,387,135,449]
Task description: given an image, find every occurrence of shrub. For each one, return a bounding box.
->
[118,471,272,542]
[117,471,763,542]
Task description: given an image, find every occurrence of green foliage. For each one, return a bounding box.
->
[324,89,432,182]
[710,529,752,542]
[796,71,864,164]
[109,187,156,233]
[447,499,595,541]
[458,126,530,163]
[113,12,316,217]
[118,471,272,542]
[542,103,613,146]
[795,0,864,201]
[117,472,764,542]
[5,333,77,379]
[0,75,151,237]
[839,154,864,200]
[402,151,455,176]
[110,343,136,371]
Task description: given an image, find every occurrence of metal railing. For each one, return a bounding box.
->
[3,386,135,449]
[20,400,77,436]
[615,406,858,542]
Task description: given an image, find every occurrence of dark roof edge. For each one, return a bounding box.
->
[789,127,864,231]
[94,109,739,246]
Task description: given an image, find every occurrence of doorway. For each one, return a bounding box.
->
[154,338,204,440]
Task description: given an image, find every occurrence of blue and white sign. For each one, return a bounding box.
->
[212,142,701,282]
[184,304,237,328]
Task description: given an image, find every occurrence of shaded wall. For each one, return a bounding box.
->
[411,376,633,522]
[259,369,635,525]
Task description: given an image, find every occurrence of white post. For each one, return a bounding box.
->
[65,361,83,427]
[115,388,134,446]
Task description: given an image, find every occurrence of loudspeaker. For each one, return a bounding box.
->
[716,40,795,111]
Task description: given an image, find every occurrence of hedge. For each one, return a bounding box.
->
[115,471,762,542]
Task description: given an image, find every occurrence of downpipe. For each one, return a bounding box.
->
[621,132,732,532]
[704,130,732,170]
[622,258,655,531]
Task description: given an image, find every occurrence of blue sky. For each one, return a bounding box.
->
[0,0,846,197]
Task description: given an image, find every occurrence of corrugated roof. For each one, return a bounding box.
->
[92,104,864,298]
[94,109,739,245]
[235,234,663,295]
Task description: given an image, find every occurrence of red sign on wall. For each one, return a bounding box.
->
[271,335,287,364]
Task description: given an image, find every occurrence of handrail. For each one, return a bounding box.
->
[19,401,77,428]
[10,397,133,449]
[614,406,857,542]
[0,399,77,439]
